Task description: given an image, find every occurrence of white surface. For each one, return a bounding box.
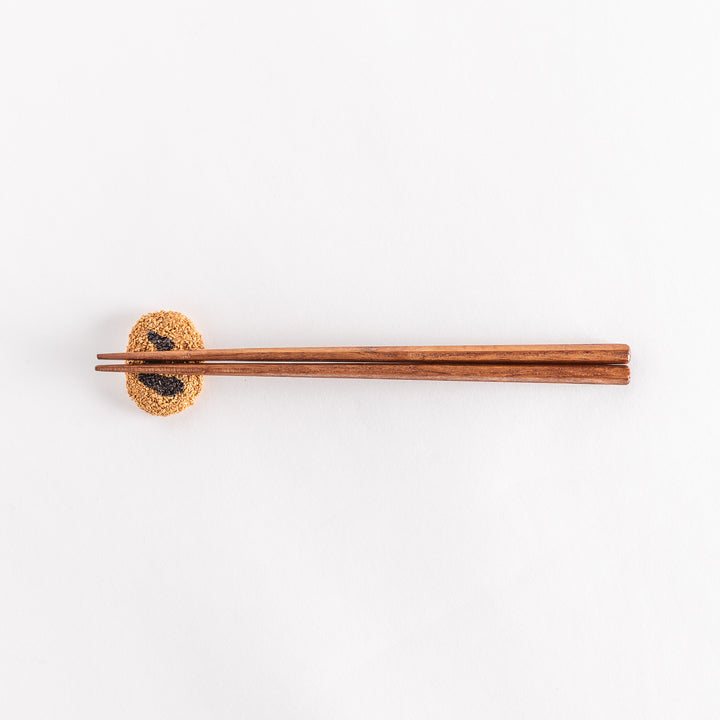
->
[1,2,718,718]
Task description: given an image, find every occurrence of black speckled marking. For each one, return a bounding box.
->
[147,331,175,351]
[138,373,185,397]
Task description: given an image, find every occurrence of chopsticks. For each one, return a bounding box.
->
[95,344,630,385]
[97,343,630,365]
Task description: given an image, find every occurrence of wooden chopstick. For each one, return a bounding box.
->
[95,362,630,385]
[97,343,630,365]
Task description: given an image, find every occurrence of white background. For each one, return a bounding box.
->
[1,1,718,718]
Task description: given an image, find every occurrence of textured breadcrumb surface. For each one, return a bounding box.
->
[126,310,204,416]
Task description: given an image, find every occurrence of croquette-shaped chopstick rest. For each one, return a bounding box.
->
[125,311,204,416]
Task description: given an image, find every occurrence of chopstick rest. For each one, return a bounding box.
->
[117,311,205,416]
[96,310,631,416]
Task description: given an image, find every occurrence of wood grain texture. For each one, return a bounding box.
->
[95,362,630,385]
[98,344,630,365]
